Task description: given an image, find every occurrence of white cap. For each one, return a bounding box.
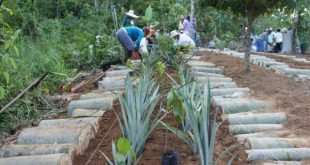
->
[125,10,139,18]
[170,30,180,38]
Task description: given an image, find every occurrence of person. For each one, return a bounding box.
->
[170,30,195,48]
[122,10,139,27]
[182,15,191,36]
[146,28,158,52]
[178,15,185,33]
[261,29,268,52]
[274,29,283,53]
[116,26,150,61]
[267,28,275,53]
[190,17,197,46]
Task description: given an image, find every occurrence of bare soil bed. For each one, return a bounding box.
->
[199,51,310,136]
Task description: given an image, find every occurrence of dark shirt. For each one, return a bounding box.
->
[122,16,133,27]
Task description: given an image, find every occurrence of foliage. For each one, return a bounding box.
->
[166,87,185,123]
[156,35,181,67]
[102,137,137,165]
[162,65,219,165]
[141,5,153,26]
[115,66,165,163]
[0,1,123,133]
[254,11,292,34]
[197,7,240,43]
[154,61,166,75]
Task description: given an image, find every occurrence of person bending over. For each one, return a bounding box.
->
[116,26,150,62]
[170,30,195,48]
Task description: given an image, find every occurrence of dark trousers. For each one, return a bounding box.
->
[275,42,282,53]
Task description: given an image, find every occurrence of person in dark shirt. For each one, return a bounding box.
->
[122,10,139,27]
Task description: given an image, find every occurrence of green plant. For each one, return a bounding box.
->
[162,66,219,165]
[215,39,225,50]
[154,61,166,75]
[141,5,153,26]
[115,67,165,163]
[156,35,181,67]
[166,87,185,123]
[102,137,137,165]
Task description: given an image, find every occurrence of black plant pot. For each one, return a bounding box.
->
[162,150,180,165]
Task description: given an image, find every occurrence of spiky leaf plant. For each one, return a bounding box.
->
[115,66,165,164]
[162,65,219,165]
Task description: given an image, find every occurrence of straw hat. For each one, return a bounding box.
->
[125,10,139,18]
[170,30,180,38]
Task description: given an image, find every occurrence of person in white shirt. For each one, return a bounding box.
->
[170,30,195,48]
[274,29,283,53]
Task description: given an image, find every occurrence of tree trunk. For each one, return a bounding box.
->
[93,0,100,12]
[292,10,301,54]
[190,0,195,35]
[244,14,253,73]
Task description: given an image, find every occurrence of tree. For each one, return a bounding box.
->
[204,0,293,72]
[190,0,195,33]
[290,0,310,53]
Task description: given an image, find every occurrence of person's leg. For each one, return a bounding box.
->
[276,43,280,53]
[116,28,135,61]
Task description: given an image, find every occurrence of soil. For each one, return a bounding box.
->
[72,103,245,165]
[199,51,310,137]
[72,67,246,165]
[72,102,201,165]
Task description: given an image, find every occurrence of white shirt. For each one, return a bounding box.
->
[275,32,283,43]
[139,37,148,54]
[174,34,195,47]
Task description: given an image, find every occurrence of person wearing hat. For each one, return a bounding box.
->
[122,10,139,27]
[116,26,150,61]
[170,30,195,48]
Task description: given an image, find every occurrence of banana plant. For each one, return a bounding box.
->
[102,137,137,165]
[141,5,152,26]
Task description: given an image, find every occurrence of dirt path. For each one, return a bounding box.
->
[200,52,310,136]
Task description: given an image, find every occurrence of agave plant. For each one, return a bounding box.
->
[115,67,165,164]
[162,65,219,165]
